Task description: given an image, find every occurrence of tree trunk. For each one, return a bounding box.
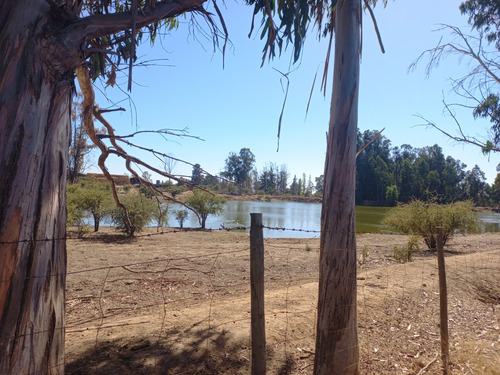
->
[93,214,100,232]
[314,0,361,374]
[0,1,77,373]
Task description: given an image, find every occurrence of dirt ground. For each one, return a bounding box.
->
[64,228,500,374]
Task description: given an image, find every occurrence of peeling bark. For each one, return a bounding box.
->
[314,0,361,374]
[0,2,75,373]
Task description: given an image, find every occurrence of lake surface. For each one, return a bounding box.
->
[165,201,500,238]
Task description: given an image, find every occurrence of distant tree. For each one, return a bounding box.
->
[290,175,299,195]
[383,200,478,249]
[297,178,304,196]
[277,164,289,194]
[185,190,226,229]
[191,163,204,185]
[464,165,489,205]
[222,148,255,194]
[66,178,113,232]
[385,185,398,206]
[142,171,153,183]
[259,163,277,194]
[315,175,324,196]
[302,173,307,196]
[356,130,393,204]
[174,209,189,228]
[442,156,467,202]
[399,159,419,203]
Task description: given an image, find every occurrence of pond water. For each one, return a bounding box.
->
[163,201,500,238]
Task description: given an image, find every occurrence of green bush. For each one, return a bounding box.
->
[110,194,158,236]
[392,235,421,263]
[383,199,478,249]
[174,209,189,228]
[185,190,226,229]
[152,203,168,231]
[67,177,113,232]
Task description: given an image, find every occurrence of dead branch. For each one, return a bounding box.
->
[415,102,500,154]
[75,65,134,233]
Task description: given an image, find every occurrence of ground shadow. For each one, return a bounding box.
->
[71,231,135,244]
[65,325,294,375]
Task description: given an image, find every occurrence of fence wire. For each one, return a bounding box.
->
[2,225,499,374]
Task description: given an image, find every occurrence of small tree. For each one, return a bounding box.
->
[152,203,168,231]
[383,199,478,249]
[110,194,158,236]
[174,209,189,228]
[185,190,226,229]
[66,178,113,232]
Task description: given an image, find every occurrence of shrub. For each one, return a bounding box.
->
[358,244,371,265]
[66,177,113,232]
[383,199,478,249]
[392,235,421,263]
[152,203,168,231]
[185,190,226,229]
[110,194,158,236]
[174,209,189,228]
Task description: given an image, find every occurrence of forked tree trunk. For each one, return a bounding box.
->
[0,1,76,373]
[314,0,361,374]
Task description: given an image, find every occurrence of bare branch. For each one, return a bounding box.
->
[356,127,385,158]
[75,66,134,233]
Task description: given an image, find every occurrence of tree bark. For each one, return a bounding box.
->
[0,1,78,373]
[1,0,216,373]
[314,0,361,374]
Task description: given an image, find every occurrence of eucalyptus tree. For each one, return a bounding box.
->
[222,148,256,194]
[0,1,222,372]
[0,0,384,374]
[413,0,500,155]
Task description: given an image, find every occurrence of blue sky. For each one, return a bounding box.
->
[89,0,499,185]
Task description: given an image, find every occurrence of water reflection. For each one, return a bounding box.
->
[166,201,500,238]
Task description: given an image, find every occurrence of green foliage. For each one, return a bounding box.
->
[164,184,187,198]
[385,185,398,206]
[174,209,189,228]
[222,148,255,194]
[191,163,204,185]
[110,194,158,236]
[152,203,169,230]
[460,0,500,48]
[383,200,479,250]
[392,235,421,263]
[66,178,113,232]
[185,190,226,229]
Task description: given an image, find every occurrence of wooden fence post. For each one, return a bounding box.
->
[436,226,449,374]
[250,213,266,375]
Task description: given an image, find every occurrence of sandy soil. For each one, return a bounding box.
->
[64,228,500,374]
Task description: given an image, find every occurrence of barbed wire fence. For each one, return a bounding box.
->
[2,217,499,374]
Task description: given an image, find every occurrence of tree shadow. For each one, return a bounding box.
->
[77,232,135,244]
[65,327,251,375]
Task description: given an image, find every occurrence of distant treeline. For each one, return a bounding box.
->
[163,131,500,207]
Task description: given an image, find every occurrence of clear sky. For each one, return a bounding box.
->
[88,0,499,185]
